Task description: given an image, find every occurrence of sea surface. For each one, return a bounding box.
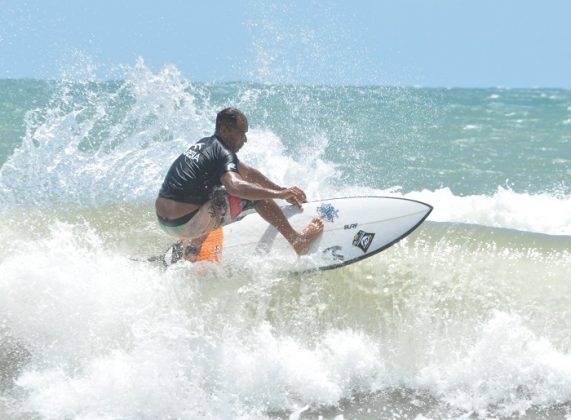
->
[0,62,570,419]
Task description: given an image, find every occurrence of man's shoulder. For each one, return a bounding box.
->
[210,135,236,156]
[202,135,216,142]
[196,135,227,151]
[185,136,220,154]
[194,135,215,147]
[189,135,237,162]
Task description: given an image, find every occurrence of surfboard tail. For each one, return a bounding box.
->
[151,227,225,267]
[195,227,224,262]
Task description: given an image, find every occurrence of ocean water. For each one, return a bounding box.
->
[0,61,570,419]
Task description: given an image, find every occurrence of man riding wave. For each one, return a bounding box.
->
[155,107,324,262]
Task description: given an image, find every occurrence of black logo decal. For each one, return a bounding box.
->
[322,246,344,261]
[352,230,375,253]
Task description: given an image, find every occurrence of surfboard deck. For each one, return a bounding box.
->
[155,196,432,273]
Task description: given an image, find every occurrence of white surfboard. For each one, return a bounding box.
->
[219,196,432,272]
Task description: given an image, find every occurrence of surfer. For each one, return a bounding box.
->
[155,107,324,262]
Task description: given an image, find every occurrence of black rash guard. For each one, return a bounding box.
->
[158,135,240,204]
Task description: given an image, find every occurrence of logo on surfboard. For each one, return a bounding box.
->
[322,245,344,261]
[316,203,339,222]
[352,230,375,253]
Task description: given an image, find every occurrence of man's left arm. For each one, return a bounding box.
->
[238,162,307,207]
[238,162,284,191]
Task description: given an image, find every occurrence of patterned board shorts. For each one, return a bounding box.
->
[157,187,257,239]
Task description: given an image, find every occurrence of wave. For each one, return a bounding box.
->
[0,222,569,418]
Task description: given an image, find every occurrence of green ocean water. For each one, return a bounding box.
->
[0,64,570,419]
[1,79,569,197]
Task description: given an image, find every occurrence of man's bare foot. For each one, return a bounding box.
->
[292,218,324,255]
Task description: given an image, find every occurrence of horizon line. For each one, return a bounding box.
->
[1,78,570,91]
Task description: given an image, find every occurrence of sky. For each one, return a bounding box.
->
[1,0,570,88]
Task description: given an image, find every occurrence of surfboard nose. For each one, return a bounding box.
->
[412,198,433,219]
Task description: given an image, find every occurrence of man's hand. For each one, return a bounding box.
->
[278,187,307,208]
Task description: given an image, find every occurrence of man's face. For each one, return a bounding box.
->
[220,117,248,153]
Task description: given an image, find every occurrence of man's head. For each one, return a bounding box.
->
[215,108,248,153]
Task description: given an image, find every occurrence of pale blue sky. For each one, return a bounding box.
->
[1,0,570,87]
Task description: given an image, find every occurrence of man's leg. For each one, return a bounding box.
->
[254,199,324,255]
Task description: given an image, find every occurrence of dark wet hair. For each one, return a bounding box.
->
[215,108,247,131]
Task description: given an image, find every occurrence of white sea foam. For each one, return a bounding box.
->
[405,187,571,236]
[0,225,386,418]
[416,311,571,417]
[1,224,569,418]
